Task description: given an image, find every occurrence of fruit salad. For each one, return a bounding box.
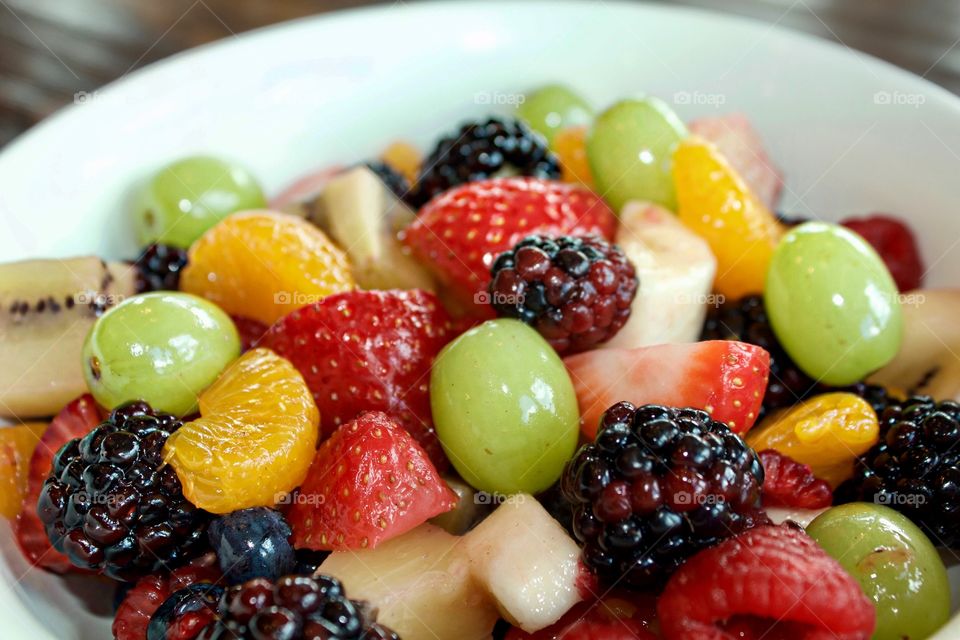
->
[2,83,956,640]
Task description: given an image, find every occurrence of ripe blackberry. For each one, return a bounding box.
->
[835,396,960,546]
[134,244,189,293]
[489,234,638,354]
[561,403,766,588]
[37,401,210,581]
[701,295,821,413]
[363,160,410,200]
[194,574,399,639]
[408,116,560,208]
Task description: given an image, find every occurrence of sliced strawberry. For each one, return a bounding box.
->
[401,177,617,312]
[112,552,220,640]
[759,449,833,509]
[14,394,102,574]
[564,341,770,438]
[261,289,454,466]
[657,525,875,640]
[688,113,783,210]
[288,411,456,551]
[840,214,924,292]
[505,594,658,640]
[231,315,269,352]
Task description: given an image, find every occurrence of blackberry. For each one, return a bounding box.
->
[37,401,210,581]
[134,244,189,293]
[194,574,399,639]
[489,234,638,354]
[560,402,766,588]
[701,295,821,413]
[408,116,560,208]
[363,160,410,200]
[842,381,898,417]
[835,396,960,546]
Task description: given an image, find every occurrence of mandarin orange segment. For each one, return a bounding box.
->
[746,392,878,487]
[381,140,421,186]
[0,422,46,518]
[180,211,354,325]
[673,137,785,299]
[553,126,594,189]
[162,348,319,513]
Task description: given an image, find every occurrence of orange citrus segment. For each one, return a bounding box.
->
[0,422,46,518]
[381,140,421,186]
[180,211,354,325]
[553,126,594,189]
[674,137,785,299]
[163,348,319,513]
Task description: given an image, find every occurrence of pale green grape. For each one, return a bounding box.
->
[516,84,592,146]
[586,97,687,212]
[135,155,266,249]
[765,221,902,386]
[807,503,950,640]
[430,319,579,495]
[82,292,240,415]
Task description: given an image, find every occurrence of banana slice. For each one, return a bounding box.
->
[603,201,717,349]
[0,257,136,418]
[869,289,960,401]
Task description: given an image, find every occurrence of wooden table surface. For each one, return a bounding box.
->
[2,0,960,147]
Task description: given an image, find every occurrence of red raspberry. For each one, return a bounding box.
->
[657,525,875,640]
[841,214,923,291]
[759,449,833,509]
[230,315,268,352]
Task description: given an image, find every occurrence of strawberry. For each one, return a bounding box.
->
[688,113,783,210]
[759,449,833,509]
[14,394,102,574]
[401,177,617,311]
[230,315,269,352]
[564,341,770,438]
[261,289,454,466]
[841,214,924,291]
[505,595,659,640]
[288,411,456,551]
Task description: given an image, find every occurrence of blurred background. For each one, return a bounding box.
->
[2,0,959,147]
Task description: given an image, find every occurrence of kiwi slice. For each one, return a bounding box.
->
[0,257,136,418]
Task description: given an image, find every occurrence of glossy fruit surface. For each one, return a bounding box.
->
[0,422,45,518]
[758,449,833,509]
[163,348,319,513]
[807,503,950,640]
[841,214,924,292]
[82,292,240,416]
[765,221,903,385]
[674,137,785,299]
[430,319,579,495]
[588,97,686,212]
[380,140,421,185]
[552,126,594,188]
[208,507,295,585]
[134,155,266,248]
[516,84,592,146]
[180,210,354,325]
[746,392,878,486]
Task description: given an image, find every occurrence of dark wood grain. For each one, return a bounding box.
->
[2,0,960,147]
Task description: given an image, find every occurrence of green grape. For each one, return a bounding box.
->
[82,292,240,416]
[430,319,579,495]
[135,155,266,249]
[587,97,687,213]
[807,503,950,640]
[765,221,902,386]
[516,84,592,146]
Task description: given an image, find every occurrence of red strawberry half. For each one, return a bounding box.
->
[565,341,770,438]
[261,289,454,466]
[401,177,617,312]
[14,394,102,574]
[288,411,456,551]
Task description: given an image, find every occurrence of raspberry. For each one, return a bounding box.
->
[841,214,924,291]
[758,450,833,509]
[489,234,638,354]
[37,401,210,580]
[657,525,875,640]
[408,116,560,207]
[835,396,960,545]
[134,244,188,293]
[560,403,766,588]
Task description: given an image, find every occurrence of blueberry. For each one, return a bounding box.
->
[208,507,295,584]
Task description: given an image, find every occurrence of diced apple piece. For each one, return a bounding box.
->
[318,523,498,640]
[462,496,584,632]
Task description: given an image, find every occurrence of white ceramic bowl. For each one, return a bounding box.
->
[2,1,960,637]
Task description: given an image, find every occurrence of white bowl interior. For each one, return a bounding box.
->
[1,1,960,637]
